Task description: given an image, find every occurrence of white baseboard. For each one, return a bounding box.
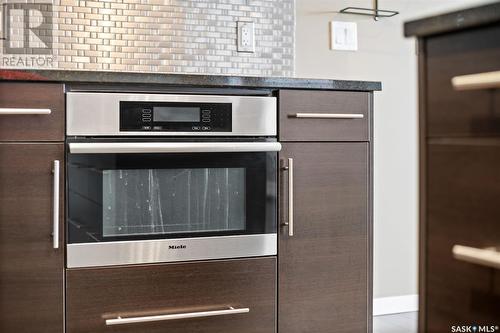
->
[373,294,419,316]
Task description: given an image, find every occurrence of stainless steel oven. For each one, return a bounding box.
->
[66,93,279,268]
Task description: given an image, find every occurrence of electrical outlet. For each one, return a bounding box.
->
[237,21,255,53]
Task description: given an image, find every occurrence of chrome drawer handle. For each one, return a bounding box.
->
[105,306,250,326]
[452,245,500,270]
[452,70,500,91]
[0,108,51,115]
[52,160,60,249]
[293,113,364,119]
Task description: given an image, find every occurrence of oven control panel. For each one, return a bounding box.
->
[120,101,232,132]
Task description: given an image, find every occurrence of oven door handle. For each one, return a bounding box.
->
[69,142,282,154]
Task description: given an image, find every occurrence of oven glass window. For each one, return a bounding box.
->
[102,168,246,236]
[67,149,276,243]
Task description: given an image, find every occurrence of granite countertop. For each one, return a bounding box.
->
[404,1,500,37]
[0,69,381,92]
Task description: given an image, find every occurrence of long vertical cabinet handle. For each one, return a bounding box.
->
[285,158,294,237]
[52,160,60,249]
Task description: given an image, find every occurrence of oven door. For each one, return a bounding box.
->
[66,140,280,268]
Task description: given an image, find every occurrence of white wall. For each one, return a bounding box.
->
[295,0,497,300]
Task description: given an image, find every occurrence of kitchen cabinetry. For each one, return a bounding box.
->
[278,90,372,333]
[66,257,276,333]
[0,83,65,333]
[0,74,380,333]
[406,16,500,332]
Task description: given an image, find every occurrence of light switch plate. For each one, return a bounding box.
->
[237,21,255,53]
[330,21,358,51]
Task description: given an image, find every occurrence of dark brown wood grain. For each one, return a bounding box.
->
[66,257,276,333]
[418,38,429,333]
[418,22,500,332]
[426,24,500,138]
[0,82,65,141]
[367,92,374,332]
[425,140,500,332]
[278,142,370,333]
[278,90,370,142]
[0,143,64,333]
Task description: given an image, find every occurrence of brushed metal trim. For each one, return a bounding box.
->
[0,108,51,115]
[52,160,60,249]
[106,307,249,326]
[287,158,294,237]
[69,141,282,154]
[66,93,277,136]
[293,113,364,119]
[67,234,277,268]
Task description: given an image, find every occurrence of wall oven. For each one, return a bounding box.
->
[66,93,279,268]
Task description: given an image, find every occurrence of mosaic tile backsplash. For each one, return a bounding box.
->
[0,0,295,76]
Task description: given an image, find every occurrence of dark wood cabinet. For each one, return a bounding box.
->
[278,142,370,333]
[0,82,65,141]
[66,258,276,333]
[0,143,64,333]
[277,89,373,333]
[407,18,500,332]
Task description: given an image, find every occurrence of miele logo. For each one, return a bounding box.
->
[169,245,186,250]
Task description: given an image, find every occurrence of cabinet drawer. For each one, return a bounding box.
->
[278,90,370,142]
[66,258,276,333]
[426,24,500,138]
[0,82,64,141]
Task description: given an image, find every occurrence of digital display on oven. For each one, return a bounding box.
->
[119,101,232,132]
[153,106,201,122]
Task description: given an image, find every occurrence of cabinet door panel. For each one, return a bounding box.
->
[0,143,64,333]
[278,143,370,333]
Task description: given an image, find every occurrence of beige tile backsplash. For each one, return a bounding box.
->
[0,0,295,76]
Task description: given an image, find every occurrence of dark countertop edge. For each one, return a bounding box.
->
[404,1,500,38]
[0,69,382,92]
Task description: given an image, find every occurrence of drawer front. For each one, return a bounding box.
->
[425,142,500,332]
[426,24,500,138]
[0,82,64,141]
[66,258,276,333]
[278,90,370,142]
